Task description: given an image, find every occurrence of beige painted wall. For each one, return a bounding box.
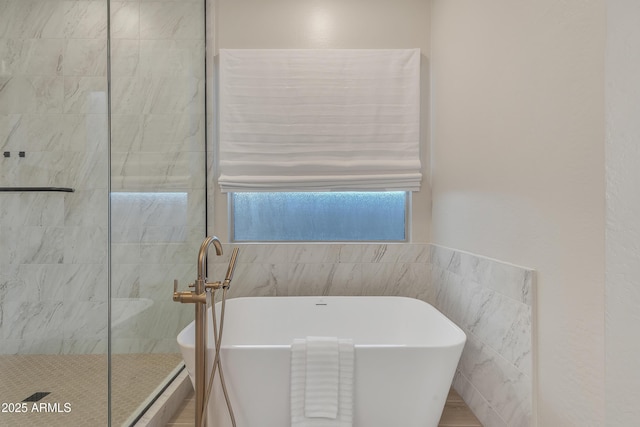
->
[430,1,606,425]
[605,1,640,425]
[211,0,432,242]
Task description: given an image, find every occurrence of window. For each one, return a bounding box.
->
[231,191,408,242]
[218,49,421,242]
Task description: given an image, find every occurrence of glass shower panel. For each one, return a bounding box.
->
[109,0,206,424]
[0,0,110,426]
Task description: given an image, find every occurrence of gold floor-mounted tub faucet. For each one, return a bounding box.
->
[173,236,239,427]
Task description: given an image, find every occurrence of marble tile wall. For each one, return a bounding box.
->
[430,244,534,427]
[0,0,109,354]
[109,0,207,354]
[209,243,432,300]
[0,0,207,355]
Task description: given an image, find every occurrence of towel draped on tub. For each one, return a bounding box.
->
[290,337,354,427]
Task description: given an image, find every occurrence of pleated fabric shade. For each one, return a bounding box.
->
[218,49,421,192]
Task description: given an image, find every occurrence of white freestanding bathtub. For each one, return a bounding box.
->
[177,296,466,427]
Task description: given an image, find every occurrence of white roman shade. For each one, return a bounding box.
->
[218,49,421,192]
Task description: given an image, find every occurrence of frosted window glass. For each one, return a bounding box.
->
[231,192,407,242]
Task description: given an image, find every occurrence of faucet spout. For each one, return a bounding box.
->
[197,236,223,282]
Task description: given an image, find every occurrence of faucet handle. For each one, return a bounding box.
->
[173,279,178,293]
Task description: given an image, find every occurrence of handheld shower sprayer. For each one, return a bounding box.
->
[223,247,239,288]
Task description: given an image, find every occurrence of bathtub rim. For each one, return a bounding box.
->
[177,295,466,350]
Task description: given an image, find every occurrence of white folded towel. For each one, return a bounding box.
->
[305,337,340,418]
[291,337,354,427]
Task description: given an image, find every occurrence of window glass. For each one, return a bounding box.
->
[231,192,407,242]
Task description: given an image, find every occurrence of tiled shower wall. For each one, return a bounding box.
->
[0,0,207,355]
[109,0,206,354]
[0,0,109,354]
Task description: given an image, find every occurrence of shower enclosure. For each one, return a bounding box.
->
[0,0,208,424]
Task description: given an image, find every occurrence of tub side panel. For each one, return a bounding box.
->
[207,344,463,427]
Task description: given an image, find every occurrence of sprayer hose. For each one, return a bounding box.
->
[200,288,236,427]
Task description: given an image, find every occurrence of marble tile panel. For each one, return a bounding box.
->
[215,263,283,299]
[0,76,64,114]
[0,264,26,303]
[110,114,142,152]
[453,372,508,427]
[2,301,65,340]
[0,1,65,39]
[288,244,349,264]
[111,151,138,184]
[64,189,108,226]
[361,261,430,297]
[360,243,430,263]
[140,241,195,265]
[63,76,107,114]
[63,301,108,340]
[0,228,18,264]
[63,38,108,76]
[141,76,204,115]
[63,151,109,191]
[111,242,142,265]
[121,301,189,340]
[58,263,108,302]
[280,263,361,296]
[139,2,204,40]
[63,225,108,264]
[110,39,140,77]
[141,225,189,243]
[111,191,143,241]
[139,228,201,265]
[139,262,194,299]
[111,263,141,299]
[4,151,67,188]
[215,243,290,264]
[0,38,64,76]
[137,190,189,227]
[19,226,66,264]
[2,264,105,303]
[110,1,140,39]
[111,76,147,114]
[139,39,205,78]
[24,114,81,152]
[0,114,25,151]
[430,244,533,306]
[432,266,467,327]
[111,152,203,191]
[462,280,532,377]
[457,333,532,427]
[430,245,463,275]
[186,189,206,227]
[62,0,108,39]
[139,113,205,153]
[0,193,64,226]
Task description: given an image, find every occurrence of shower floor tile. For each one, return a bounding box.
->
[0,353,183,427]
